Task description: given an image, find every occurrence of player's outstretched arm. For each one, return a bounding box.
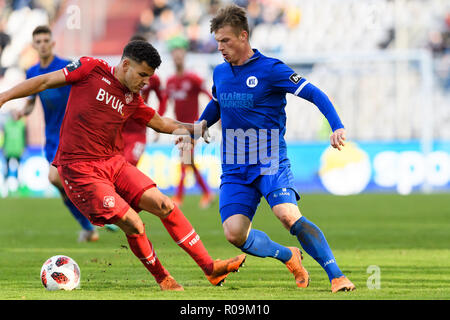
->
[147,112,209,141]
[293,79,346,151]
[0,69,66,109]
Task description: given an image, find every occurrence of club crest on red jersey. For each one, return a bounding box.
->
[125,92,133,104]
[103,196,115,208]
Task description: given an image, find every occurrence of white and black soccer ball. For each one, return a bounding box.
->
[40,255,81,291]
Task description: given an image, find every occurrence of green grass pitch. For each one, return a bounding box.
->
[0,194,449,300]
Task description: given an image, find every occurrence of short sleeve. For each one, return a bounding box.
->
[130,96,156,125]
[62,57,99,84]
[270,60,310,96]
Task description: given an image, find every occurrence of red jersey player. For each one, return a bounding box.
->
[0,40,245,291]
[164,36,214,208]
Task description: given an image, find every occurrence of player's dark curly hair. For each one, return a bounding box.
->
[122,40,161,69]
[210,4,249,35]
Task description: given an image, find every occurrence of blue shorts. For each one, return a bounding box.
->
[219,165,300,223]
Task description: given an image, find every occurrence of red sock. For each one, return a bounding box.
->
[192,163,210,195]
[160,205,214,275]
[126,231,170,283]
[176,163,186,199]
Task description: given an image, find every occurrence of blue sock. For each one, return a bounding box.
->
[290,216,344,281]
[63,199,95,231]
[239,229,292,263]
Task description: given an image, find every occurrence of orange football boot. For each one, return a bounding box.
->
[331,276,355,293]
[285,247,310,288]
[158,275,184,291]
[206,254,246,286]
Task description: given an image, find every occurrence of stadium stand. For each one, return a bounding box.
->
[0,0,449,144]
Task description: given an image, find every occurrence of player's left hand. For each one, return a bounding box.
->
[196,120,211,143]
[330,128,346,151]
[203,127,211,144]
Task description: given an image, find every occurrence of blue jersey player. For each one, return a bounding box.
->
[15,26,99,242]
[198,5,355,293]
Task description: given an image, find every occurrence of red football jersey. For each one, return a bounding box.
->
[165,72,212,123]
[53,57,155,165]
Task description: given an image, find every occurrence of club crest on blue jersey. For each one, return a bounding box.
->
[246,76,258,88]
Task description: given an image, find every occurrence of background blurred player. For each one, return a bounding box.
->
[14,26,99,242]
[122,34,167,167]
[198,5,355,293]
[163,36,214,208]
[2,115,25,195]
[0,40,245,290]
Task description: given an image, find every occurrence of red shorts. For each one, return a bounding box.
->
[123,133,146,166]
[57,154,156,227]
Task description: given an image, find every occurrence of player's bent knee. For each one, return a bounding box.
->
[139,188,174,218]
[116,209,145,235]
[272,203,302,230]
[224,228,247,247]
[159,196,175,219]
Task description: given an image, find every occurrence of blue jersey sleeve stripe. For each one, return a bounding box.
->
[294,80,310,96]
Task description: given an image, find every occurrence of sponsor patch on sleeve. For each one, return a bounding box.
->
[66,59,82,72]
[289,73,302,84]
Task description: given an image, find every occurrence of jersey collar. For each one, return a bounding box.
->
[226,49,261,75]
[242,49,261,65]
[225,48,261,66]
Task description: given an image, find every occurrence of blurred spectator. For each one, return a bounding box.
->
[3,114,26,196]
[153,0,171,18]
[154,7,183,43]
[190,0,221,53]
[0,21,10,76]
[136,8,157,41]
[247,0,263,30]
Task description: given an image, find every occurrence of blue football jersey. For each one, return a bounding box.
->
[202,49,343,183]
[26,55,71,161]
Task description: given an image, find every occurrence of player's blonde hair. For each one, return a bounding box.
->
[210,4,249,37]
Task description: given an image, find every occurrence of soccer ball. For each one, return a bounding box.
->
[40,255,81,291]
